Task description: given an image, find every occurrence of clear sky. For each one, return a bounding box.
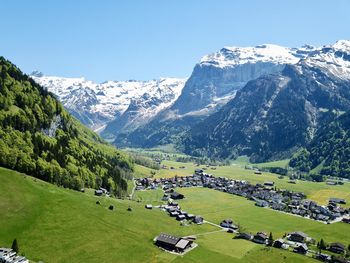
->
[1,0,350,82]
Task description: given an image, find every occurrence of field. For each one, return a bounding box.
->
[0,166,320,263]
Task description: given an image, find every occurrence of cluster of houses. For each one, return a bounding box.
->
[135,169,349,223]
[0,248,28,263]
[145,199,204,224]
[237,231,349,262]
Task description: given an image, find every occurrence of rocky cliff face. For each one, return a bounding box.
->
[115,44,315,148]
[182,40,350,162]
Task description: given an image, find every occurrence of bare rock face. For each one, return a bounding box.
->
[116,44,315,148]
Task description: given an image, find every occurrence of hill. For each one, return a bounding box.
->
[0,57,133,195]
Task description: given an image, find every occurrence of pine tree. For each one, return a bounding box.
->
[268,232,274,246]
[11,238,19,253]
[319,238,326,250]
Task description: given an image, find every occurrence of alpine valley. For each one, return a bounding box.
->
[31,40,350,178]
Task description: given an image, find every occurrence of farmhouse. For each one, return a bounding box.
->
[264,181,274,187]
[253,232,268,244]
[293,243,308,254]
[171,192,184,200]
[288,231,308,243]
[237,232,253,240]
[273,239,287,249]
[193,215,203,224]
[155,233,193,253]
[94,189,103,196]
[220,219,238,229]
[329,198,346,204]
[328,242,346,254]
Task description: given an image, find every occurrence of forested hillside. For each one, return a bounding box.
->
[290,112,350,178]
[0,57,133,195]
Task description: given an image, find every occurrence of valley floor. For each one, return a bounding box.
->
[1,161,349,262]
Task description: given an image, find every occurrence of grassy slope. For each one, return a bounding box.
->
[0,167,317,263]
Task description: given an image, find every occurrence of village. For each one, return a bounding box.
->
[135,169,349,224]
[135,169,350,262]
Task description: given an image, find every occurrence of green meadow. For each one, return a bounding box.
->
[2,158,350,262]
[0,166,318,263]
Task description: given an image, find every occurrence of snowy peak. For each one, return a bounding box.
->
[32,74,186,131]
[200,44,316,68]
[302,40,350,80]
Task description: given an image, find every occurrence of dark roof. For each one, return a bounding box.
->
[290,231,308,238]
[329,198,346,203]
[254,233,267,239]
[156,233,181,246]
[171,192,184,198]
[330,242,345,249]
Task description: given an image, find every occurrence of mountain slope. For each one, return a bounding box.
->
[182,40,350,164]
[290,111,350,177]
[115,44,315,148]
[0,57,133,194]
[32,74,186,135]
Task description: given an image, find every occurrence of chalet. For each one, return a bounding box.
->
[253,232,268,244]
[220,219,238,230]
[264,181,274,187]
[193,215,203,224]
[100,187,108,194]
[328,242,346,254]
[342,217,350,224]
[288,231,308,243]
[273,239,287,249]
[316,253,331,262]
[94,189,103,196]
[171,192,184,200]
[326,181,337,185]
[255,200,268,207]
[155,233,192,253]
[237,232,253,240]
[293,243,308,254]
[220,219,233,228]
[176,214,186,221]
[329,198,346,204]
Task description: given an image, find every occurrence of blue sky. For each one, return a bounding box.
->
[1,0,350,82]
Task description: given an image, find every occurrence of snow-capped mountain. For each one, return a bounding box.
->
[31,74,186,132]
[182,40,350,162]
[115,43,316,148]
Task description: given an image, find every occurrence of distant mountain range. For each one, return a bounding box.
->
[31,73,185,138]
[114,43,316,148]
[31,40,350,177]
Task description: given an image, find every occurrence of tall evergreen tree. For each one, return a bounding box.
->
[11,238,19,253]
[268,232,274,246]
